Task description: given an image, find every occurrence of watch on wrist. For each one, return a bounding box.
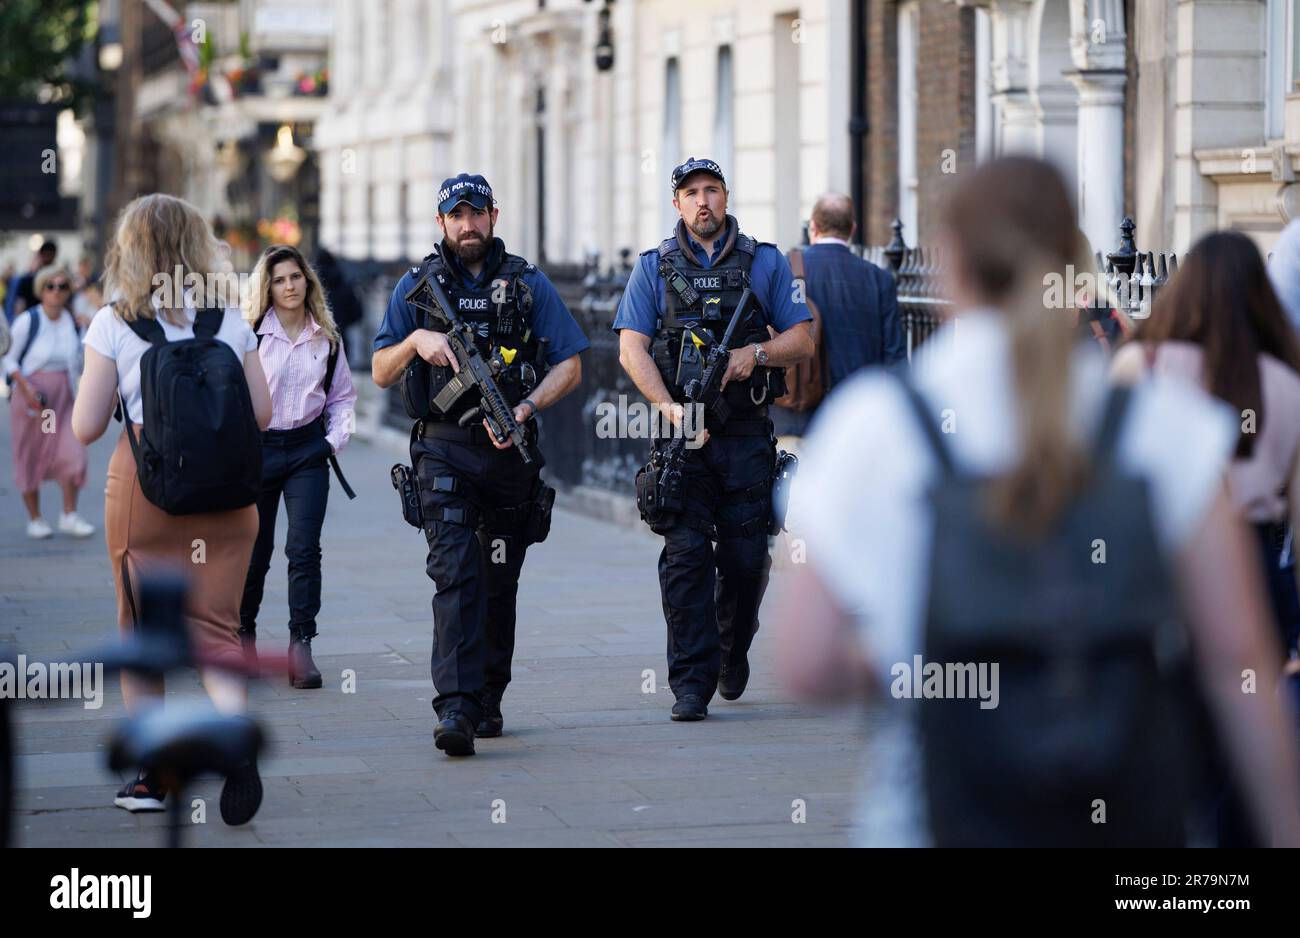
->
[753,343,769,366]
[521,398,538,420]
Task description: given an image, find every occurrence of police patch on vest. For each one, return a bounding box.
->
[459,297,489,312]
[693,276,722,290]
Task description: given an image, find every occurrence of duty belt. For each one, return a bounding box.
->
[417,419,494,446]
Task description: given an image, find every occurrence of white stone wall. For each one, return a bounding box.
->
[315,0,455,261]
[316,0,851,265]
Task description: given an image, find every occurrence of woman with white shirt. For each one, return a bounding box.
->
[3,264,92,539]
[778,157,1300,847]
[238,244,357,689]
[71,194,273,823]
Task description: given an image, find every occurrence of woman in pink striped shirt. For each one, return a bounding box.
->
[239,245,358,688]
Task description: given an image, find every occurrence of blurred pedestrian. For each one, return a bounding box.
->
[72,194,273,822]
[313,246,363,362]
[777,156,1300,847]
[1112,231,1300,659]
[3,265,91,539]
[1268,218,1300,332]
[772,193,904,438]
[7,241,57,322]
[239,245,358,689]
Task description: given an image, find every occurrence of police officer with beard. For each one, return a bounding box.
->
[373,174,588,756]
[615,158,814,721]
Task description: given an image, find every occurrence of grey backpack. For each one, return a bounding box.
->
[895,374,1211,846]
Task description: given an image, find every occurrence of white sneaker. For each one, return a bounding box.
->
[58,512,95,538]
[27,518,53,539]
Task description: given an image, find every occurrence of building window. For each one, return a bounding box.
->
[897,1,920,241]
[1267,0,1288,139]
[975,6,994,162]
[663,56,682,233]
[1292,0,1300,93]
[714,45,735,180]
[774,12,802,247]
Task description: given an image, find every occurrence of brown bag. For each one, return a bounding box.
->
[772,248,826,412]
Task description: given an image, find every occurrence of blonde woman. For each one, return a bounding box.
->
[4,264,92,538]
[72,194,272,823]
[777,157,1300,847]
[238,244,357,689]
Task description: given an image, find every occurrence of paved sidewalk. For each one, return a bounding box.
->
[1,386,869,847]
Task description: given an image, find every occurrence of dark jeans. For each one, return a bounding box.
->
[653,429,774,702]
[240,424,332,640]
[1254,521,1300,657]
[413,433,540,726]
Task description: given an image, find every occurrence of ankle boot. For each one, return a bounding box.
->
[288,634,322,689]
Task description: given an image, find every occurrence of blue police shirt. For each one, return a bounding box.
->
[374,249,590,366]
[612,232,810,337]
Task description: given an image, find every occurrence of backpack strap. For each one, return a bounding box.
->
[7,308,41,386]
[892,371,955,477]
[1091,384,1133,469]
[123,315,168,348]
[193,307,223,340]
[323,339,339,394]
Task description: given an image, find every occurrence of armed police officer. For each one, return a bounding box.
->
[615,157,814,722]
[373,174,589,756]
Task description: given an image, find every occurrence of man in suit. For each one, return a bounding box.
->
[802,193,906,390]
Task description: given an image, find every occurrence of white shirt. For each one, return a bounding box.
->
[792,310,1239,846]
[82,302,257,424]
[2,307,81,378]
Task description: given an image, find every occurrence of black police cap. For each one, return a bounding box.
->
[671,157,726,192]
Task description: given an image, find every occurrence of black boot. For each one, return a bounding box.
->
[477,692,504,738]
[718,659,750,701]
[288,634,322,689]
[434,712,476,756]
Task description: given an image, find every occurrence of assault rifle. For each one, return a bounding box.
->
[405,269,542,467]
[636,288,757,523]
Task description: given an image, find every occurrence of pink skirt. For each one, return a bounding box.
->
[9,370,87,493]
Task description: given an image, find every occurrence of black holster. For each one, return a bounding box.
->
[391,463,424,528]
[523,481,556,545]
[769,449,799,535]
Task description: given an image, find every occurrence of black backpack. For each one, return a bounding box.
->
[895,374,1211,846]
[118,307,262,515]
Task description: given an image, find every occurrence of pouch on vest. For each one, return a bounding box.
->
[400,359,434,420]
[675,329,705,388]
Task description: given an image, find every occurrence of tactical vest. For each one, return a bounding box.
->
[648,230,785,424]
[400,247,546,423]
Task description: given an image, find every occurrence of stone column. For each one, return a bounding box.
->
[1068,71,1125,254]
[1068,0,1126,255]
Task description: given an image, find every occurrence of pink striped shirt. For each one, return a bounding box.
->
[256,308,358,454]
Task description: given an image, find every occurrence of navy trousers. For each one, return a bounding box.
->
[240,424,332,641]
[652,429,774,702]
[413,433,540,726]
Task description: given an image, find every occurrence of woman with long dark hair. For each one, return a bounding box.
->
[239,244,357,689]
[1113,231,1300,658]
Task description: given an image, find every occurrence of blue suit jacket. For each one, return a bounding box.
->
[800,242,906,390]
